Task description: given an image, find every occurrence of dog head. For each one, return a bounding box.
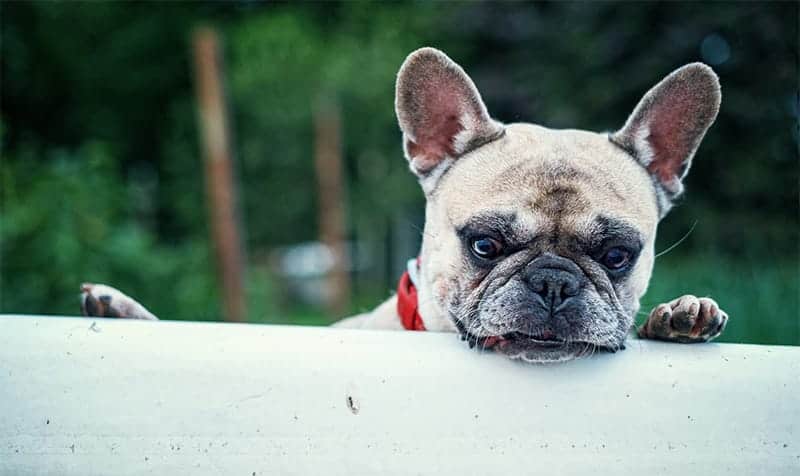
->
[395,48,720,362]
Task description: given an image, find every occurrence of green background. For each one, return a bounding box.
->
[2,1,797,345]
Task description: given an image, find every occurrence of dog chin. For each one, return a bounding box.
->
[493,338,611,363]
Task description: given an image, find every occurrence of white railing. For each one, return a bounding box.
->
[0,315,797,475]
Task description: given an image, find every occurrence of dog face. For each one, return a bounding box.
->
[395,48,720,362]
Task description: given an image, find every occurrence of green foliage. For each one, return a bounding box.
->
[1,143,220,319]
[227,5,435,246]
[1,1,797,344]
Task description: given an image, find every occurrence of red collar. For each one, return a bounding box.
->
[396,258,426,331]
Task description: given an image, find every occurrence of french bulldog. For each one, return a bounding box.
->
[81,47,728,363]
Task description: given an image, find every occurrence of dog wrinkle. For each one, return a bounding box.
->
[533,185,584,217]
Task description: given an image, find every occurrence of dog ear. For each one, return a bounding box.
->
[611,63,721,204]
[395,47,504,188]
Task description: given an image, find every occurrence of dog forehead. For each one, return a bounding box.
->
[437,123,659,231]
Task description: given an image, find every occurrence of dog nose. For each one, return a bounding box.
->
[526,268,580,310]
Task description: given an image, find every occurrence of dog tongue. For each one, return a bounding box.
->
[482,330,558,348]
[540,330,556,340]
[482,336,504,348]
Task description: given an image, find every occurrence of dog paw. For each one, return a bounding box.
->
[638,295,727,343]
[80,283,158,320]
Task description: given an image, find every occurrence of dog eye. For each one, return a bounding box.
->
[470,236,503,260]
[601,247,631,270]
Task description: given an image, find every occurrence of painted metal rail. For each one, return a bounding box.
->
[0,315,797,475]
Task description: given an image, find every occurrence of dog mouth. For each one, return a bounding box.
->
[481,331,567,349]
[463,330,566,350]
[454,319,621,357]
[454,319,563,348]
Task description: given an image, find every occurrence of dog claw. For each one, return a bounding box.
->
[80,283,158,320]
[638,295,728,343]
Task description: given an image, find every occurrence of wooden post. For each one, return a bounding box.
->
[313,97,350,316]
[191,27,246,322]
